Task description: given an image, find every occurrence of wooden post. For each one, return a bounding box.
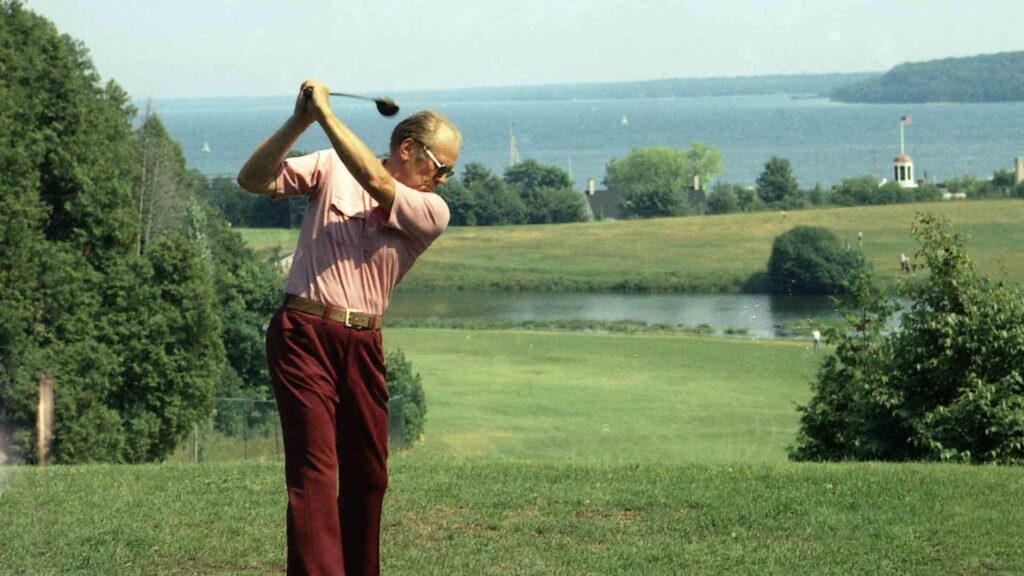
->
[37,375,55,465]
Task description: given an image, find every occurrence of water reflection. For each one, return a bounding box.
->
[389,290,855,339]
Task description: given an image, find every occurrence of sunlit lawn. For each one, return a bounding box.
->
[3,329,1024,575]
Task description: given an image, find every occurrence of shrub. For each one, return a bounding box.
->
[385,349,427,448]
[766,226,868,295]
[790,213,1024,464]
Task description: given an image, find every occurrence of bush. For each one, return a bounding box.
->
[386,349,427,447]
[766,226,868,295]
[790,214,1024,464]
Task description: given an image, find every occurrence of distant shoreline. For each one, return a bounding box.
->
[142,72,879,104]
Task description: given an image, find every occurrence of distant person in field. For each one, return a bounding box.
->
[238,79,459,576]
[812,329,821,352]
[900,253,911,273]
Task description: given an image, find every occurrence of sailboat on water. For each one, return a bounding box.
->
[201,141,211,153]
[621,115,629,126]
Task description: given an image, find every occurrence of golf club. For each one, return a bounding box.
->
[302,87,400,117]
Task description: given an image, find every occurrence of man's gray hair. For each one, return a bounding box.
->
[389,110,461,153]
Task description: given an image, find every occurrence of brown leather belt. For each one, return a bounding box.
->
[283,295,383,330]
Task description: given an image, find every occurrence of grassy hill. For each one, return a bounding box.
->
[241,199,1024,292]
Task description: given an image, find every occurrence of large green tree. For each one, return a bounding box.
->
[605,144,722,218]
[503,160,587,224]
[437,163,526,226]
[0,2,240,463]
[755,156,800,206]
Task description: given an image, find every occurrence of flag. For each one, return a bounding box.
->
[901,116,912,125]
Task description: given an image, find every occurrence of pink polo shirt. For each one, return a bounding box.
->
[272,149,450,316]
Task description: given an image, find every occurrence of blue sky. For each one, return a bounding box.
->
[24,0,1023,99]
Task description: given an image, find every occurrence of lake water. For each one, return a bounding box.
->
[153,92,1024,191]
[388,290,860,339]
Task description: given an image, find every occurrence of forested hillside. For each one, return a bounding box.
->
[831,50,1024,103]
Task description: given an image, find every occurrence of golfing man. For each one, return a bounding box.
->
[238,80,459,576]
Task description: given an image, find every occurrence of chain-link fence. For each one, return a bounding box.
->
[171,397,409,463]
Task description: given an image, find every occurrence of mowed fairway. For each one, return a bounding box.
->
[241,199,1024,291]
[386,328,820,462]
[3,459,1023,575]
[4,330,1024,575]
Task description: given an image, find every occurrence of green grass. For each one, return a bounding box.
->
[3,330,1022,574]
[385,328,819,462]
[166,328,817,464]
[239,199,1024,292]
[2,458,1022,575]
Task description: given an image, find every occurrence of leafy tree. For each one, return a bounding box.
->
[206,176,255,225]
[134,110,207,253]
[734,185,763,212]
[522,187,588,224]
[461,163,498,190]
[504,159,573,193]
[706,182,739,215]
[605,144,722,218]
[0,3,263,463]
[385,349,427,447]
[831,176,878,206]
[806,183,828,206]
[503,160,586,224]
[102,236,223,462]
[451,163,526,226]
[791,214,1024,464]
[756,157,800,206]
[833,176,941,206]
[767,226,868,295]
[435,177,477,226]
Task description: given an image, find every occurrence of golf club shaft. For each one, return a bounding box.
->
[303,87,380,104]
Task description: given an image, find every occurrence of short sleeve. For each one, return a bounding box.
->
[272,150,327,198]
[385,184,450,252]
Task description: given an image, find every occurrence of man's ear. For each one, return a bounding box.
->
[398,137,417,162]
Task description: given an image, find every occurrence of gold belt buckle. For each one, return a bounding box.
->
[344,308,353,327]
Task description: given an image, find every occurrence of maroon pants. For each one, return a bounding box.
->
[266,307,390,576]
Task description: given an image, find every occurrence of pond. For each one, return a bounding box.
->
[388,290,870,339]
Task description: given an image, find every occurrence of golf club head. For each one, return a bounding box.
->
[302,87,400,117]
[374,98,400,117]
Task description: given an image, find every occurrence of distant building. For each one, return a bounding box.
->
[893,116,918,189]
[893,154,917,188]
[583,179,624,220]
[583,177,706,221]
[1016,156,1023,185]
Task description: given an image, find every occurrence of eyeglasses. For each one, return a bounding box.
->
[416,140,455,181]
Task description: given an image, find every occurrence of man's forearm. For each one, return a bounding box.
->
[237,115,311,194]
[317,110,396,212]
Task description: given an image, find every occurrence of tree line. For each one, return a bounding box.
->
[209,157,591,227]
[208,142,1024,229]
[0,1,280,464]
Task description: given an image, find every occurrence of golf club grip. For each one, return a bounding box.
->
[302,87,353,99]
